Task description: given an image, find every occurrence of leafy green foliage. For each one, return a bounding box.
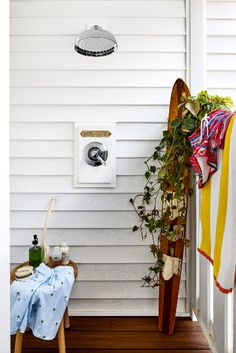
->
[131,90,233,288]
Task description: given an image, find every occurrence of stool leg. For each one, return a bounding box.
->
[14,332,23,353]
[58,317,66,353]
[64,307,70,329]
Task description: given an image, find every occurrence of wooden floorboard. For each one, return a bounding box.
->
[11,317,212,352]
[68,316,203,332]
[18,351,212,353]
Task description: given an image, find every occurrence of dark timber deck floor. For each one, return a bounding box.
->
[11,317,212,353]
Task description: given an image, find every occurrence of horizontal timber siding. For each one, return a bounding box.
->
[10,0,188,316]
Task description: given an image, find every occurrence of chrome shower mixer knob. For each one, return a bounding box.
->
[83,142,108,167]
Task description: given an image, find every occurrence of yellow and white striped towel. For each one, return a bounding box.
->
[199,116,236,293]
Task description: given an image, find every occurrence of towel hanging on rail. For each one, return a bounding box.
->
[199,115,236,293]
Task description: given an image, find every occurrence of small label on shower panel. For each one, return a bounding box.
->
[80,130,112,138]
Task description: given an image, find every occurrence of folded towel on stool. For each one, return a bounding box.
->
[11,263,75,339]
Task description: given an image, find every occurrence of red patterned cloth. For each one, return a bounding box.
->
[188,110,234,188]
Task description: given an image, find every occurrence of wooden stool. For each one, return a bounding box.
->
[11,260,78,353]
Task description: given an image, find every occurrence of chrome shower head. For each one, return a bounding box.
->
[74,25,118,57]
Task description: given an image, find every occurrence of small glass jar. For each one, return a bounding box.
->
[61,242,70,265]
[51,246,62,267]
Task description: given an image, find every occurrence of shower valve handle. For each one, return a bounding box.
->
[84,142,108,167]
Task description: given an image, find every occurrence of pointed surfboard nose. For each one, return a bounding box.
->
[168,78,191,130]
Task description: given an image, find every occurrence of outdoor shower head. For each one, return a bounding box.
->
[74,25,118,57]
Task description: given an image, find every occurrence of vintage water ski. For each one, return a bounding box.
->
[158,78,191,335]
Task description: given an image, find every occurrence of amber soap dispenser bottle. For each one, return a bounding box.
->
[29,234,42,269]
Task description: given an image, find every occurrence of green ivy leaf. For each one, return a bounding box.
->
[142,276,151,283]
[162,130,168,138]
[149,165,157,173]
[171,118,182,129]
[145,171,151,180]
[182,117,196,132]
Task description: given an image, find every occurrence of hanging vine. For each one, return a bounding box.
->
[130,91,233,288]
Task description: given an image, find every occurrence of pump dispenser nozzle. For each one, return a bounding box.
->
[32,234,39,245]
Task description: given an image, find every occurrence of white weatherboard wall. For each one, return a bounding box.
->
[10,0,188,316]
[206,0,236,106]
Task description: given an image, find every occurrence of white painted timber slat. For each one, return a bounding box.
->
[11,210,138,228]
[10,157,148,176]
[207,2,236,19]
[11,87,173,105]
[75,264,186,282]
[11,140,73,158]
[117,158,148,176]
[83,265,187,281]
[10,140,158,158]
[10,123,73,140]
[10,70,185,88]
[207,37,236,54]
[117,123,166,140]
[207,71,236,88]
[10,245,165,264]
[10,158,72,175]
[10,1,186,18]
[199,257,210,330]
[117,141,159,158]
[207,54,236,70]
[10,53,185,71]
[79,264,182,282]
[68,298,186,316]
[10,193,142,211]
[10,122,165,140]
[212,287,227,353]
[13,263,146,280]
[10,175,148,193]
[10,35,186,53]
[9,193,160,212]
[10,18,186,36]
[10,105,169,123]
[9,261,186,281]
[207,20,236,35]
[70,281,186,299]
[10,228,150,246]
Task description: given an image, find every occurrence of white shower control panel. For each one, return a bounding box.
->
[74,123,116,187]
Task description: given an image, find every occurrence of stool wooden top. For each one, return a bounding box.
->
[11,260,78,284]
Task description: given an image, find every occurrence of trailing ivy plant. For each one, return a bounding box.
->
[130,91,233,288]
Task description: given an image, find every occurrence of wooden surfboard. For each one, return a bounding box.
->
[158,78,191,335]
